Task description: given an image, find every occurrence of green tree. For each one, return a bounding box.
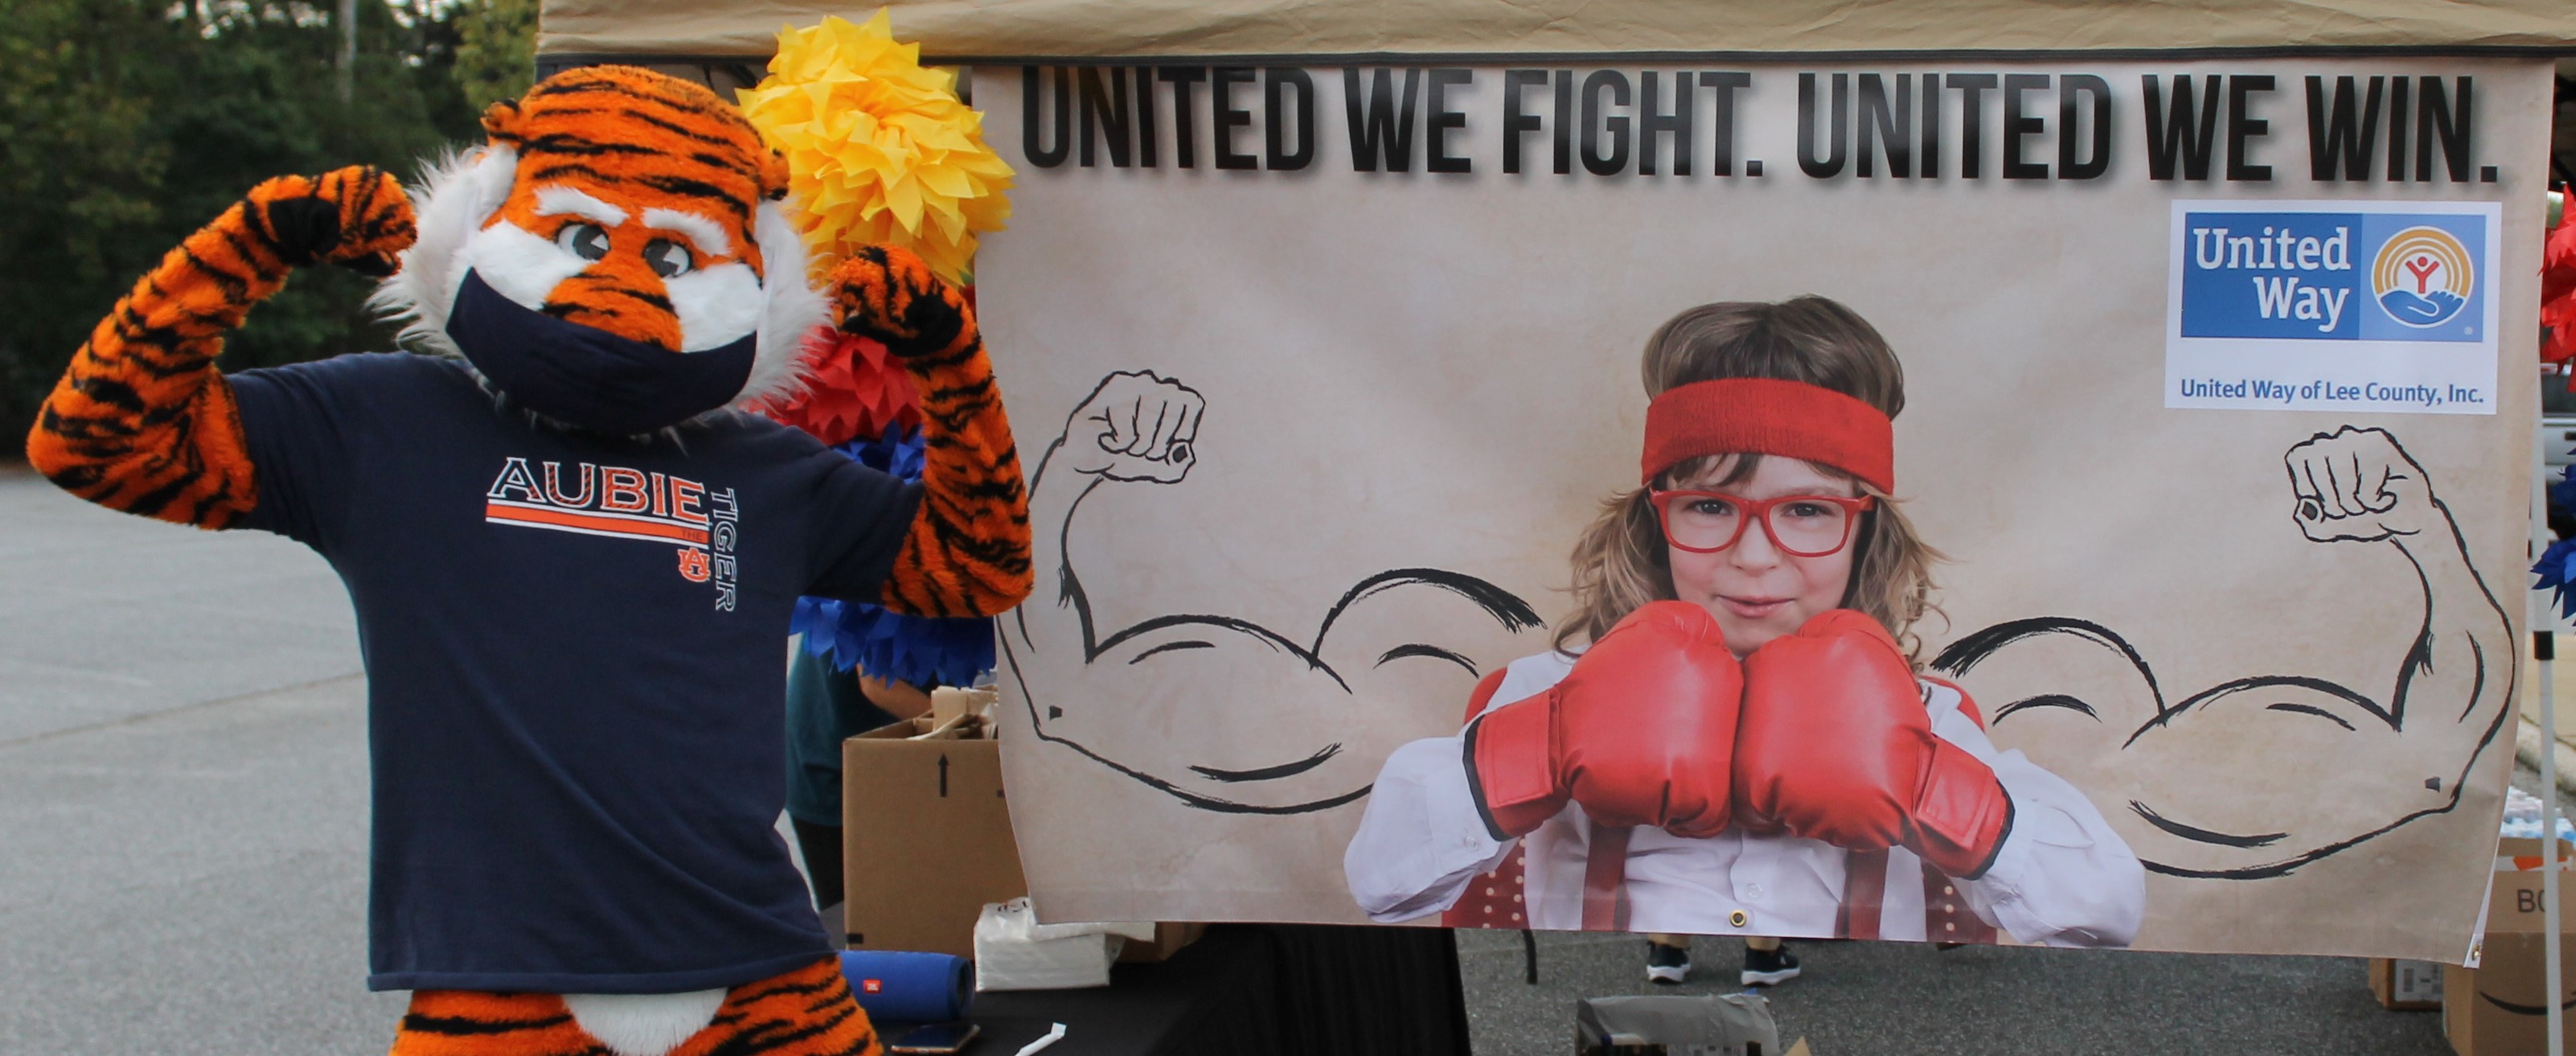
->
[2,0,528,451]
[0,0,178,446]
[453,0,537,114]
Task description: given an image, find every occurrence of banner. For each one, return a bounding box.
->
[976,57,2553,960]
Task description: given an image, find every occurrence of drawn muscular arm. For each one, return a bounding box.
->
[1947,427,2512,878]
[25,167,412,526]
[1007,371,1213,668]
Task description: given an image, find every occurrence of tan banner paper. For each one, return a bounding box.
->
[978,58,2552,960]
[536,0,2576,62]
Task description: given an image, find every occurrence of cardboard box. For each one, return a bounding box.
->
[839,710,1202,963]
[2441,837,2576,1054]
[843,714,1027,959]
[2372,958,2444,1010]
[1117,921,1208,964]
[2479,838,2576,935]
[2444,937,2576,1055]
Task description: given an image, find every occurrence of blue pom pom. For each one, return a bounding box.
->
[2553,463,2576,518]
[832,424,928,483]
[2535,537,2576,621]
[790,597,995,687]
[795,422,994,686]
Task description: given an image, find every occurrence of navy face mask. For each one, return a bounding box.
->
[445,269,757,436]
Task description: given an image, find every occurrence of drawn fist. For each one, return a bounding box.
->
[244,166,415,277]
[828,245,974,360]
[1061,371,1204,483]
[2286,426,2434,543]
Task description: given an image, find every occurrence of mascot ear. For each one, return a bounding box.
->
[480,97,527,147]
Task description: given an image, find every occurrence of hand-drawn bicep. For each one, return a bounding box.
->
[1012,614,1384,814]
[2116,676,2438,878]
[1310,569,1544,684]
[1934,618,2166,783]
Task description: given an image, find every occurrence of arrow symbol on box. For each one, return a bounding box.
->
[938,755,949,798]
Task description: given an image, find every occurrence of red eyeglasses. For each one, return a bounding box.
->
[1649,491,1876,557]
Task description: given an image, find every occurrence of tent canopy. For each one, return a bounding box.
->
[539,0,2576,64]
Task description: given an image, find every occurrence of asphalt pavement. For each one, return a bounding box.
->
[0,467,2512,1055]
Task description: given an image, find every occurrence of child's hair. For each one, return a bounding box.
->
[1556,295,1944,661]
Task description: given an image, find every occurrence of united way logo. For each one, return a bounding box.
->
[2370,226,2473,329]
[2176,205,2488,345]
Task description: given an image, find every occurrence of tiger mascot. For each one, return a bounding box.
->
[26,65,1029,1056]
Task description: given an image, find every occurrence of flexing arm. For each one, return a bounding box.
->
[1946,427,2513,878]
[2283,427,2513,742]
[1008,371,1205,667]
[827,247,1032,618]
[25,167,412,527]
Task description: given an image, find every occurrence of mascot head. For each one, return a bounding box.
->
[375,65,827,435]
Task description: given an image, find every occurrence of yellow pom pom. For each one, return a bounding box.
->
[737,10,1014,282]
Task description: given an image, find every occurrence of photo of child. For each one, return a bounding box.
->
[1343,296,2147,950]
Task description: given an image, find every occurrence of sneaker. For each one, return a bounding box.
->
[1741,943,1802,987]
[1645,940,1691,984]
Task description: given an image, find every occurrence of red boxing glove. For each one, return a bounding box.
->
[1734,610,2015,878]
[1467,601,1741,840]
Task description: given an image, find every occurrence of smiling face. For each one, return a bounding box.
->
[1663,454,1862,656]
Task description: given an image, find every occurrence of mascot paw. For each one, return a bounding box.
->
[828,244,974,359]
[245,166,417,277]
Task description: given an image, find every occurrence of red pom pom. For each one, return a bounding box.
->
[757,325,921,446]
[2545,208,2576,365]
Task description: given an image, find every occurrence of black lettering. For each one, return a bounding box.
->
[2385,76,2411,182]
[2142,74,2221,181]
[2416,76,2471,183]
[2522,888,2543,914]
[2002,73,2049,179]
[1553,70,1574,175]
[1077,67,1132,168]
[1264,68,1315,170]
[1133,67,1158,167]
[1798,72,1849,179]
[1503,69,1548,175]
[2226,74,2275,182]
[1022,67,1072,168]
[2057,73,2111,180]
[1920,72,1942,179]
[1856,73,1911,179]
[1947,73,1997,178]
[1581,69,1632,176]
[1427,68,1474,174]
[1703,72,1750,176]
[1158,68,1207,169]
[1343,67,1420,173]
[2303,76,2382,182]
[1212,67,1257,170]
[1638,71,1692,175]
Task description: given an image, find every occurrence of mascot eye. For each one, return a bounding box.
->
[644,239,695,278]
[556,224,609,261]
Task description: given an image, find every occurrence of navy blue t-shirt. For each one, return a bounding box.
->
[227,352,921,993]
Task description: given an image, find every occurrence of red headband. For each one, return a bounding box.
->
[1641,378,1894,493]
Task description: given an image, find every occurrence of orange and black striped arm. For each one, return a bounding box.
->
[24,166,413,528]
[828,246,1034,618]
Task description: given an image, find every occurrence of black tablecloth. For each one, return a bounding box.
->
[950,924,1471,1056]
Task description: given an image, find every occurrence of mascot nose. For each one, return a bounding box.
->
[544,255,683,352]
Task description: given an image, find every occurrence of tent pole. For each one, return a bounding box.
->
[2537,403,2563,1056]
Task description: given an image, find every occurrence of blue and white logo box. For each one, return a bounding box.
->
[2166,199,2500,415]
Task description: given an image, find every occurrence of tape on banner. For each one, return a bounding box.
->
[838,950,974,1022]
